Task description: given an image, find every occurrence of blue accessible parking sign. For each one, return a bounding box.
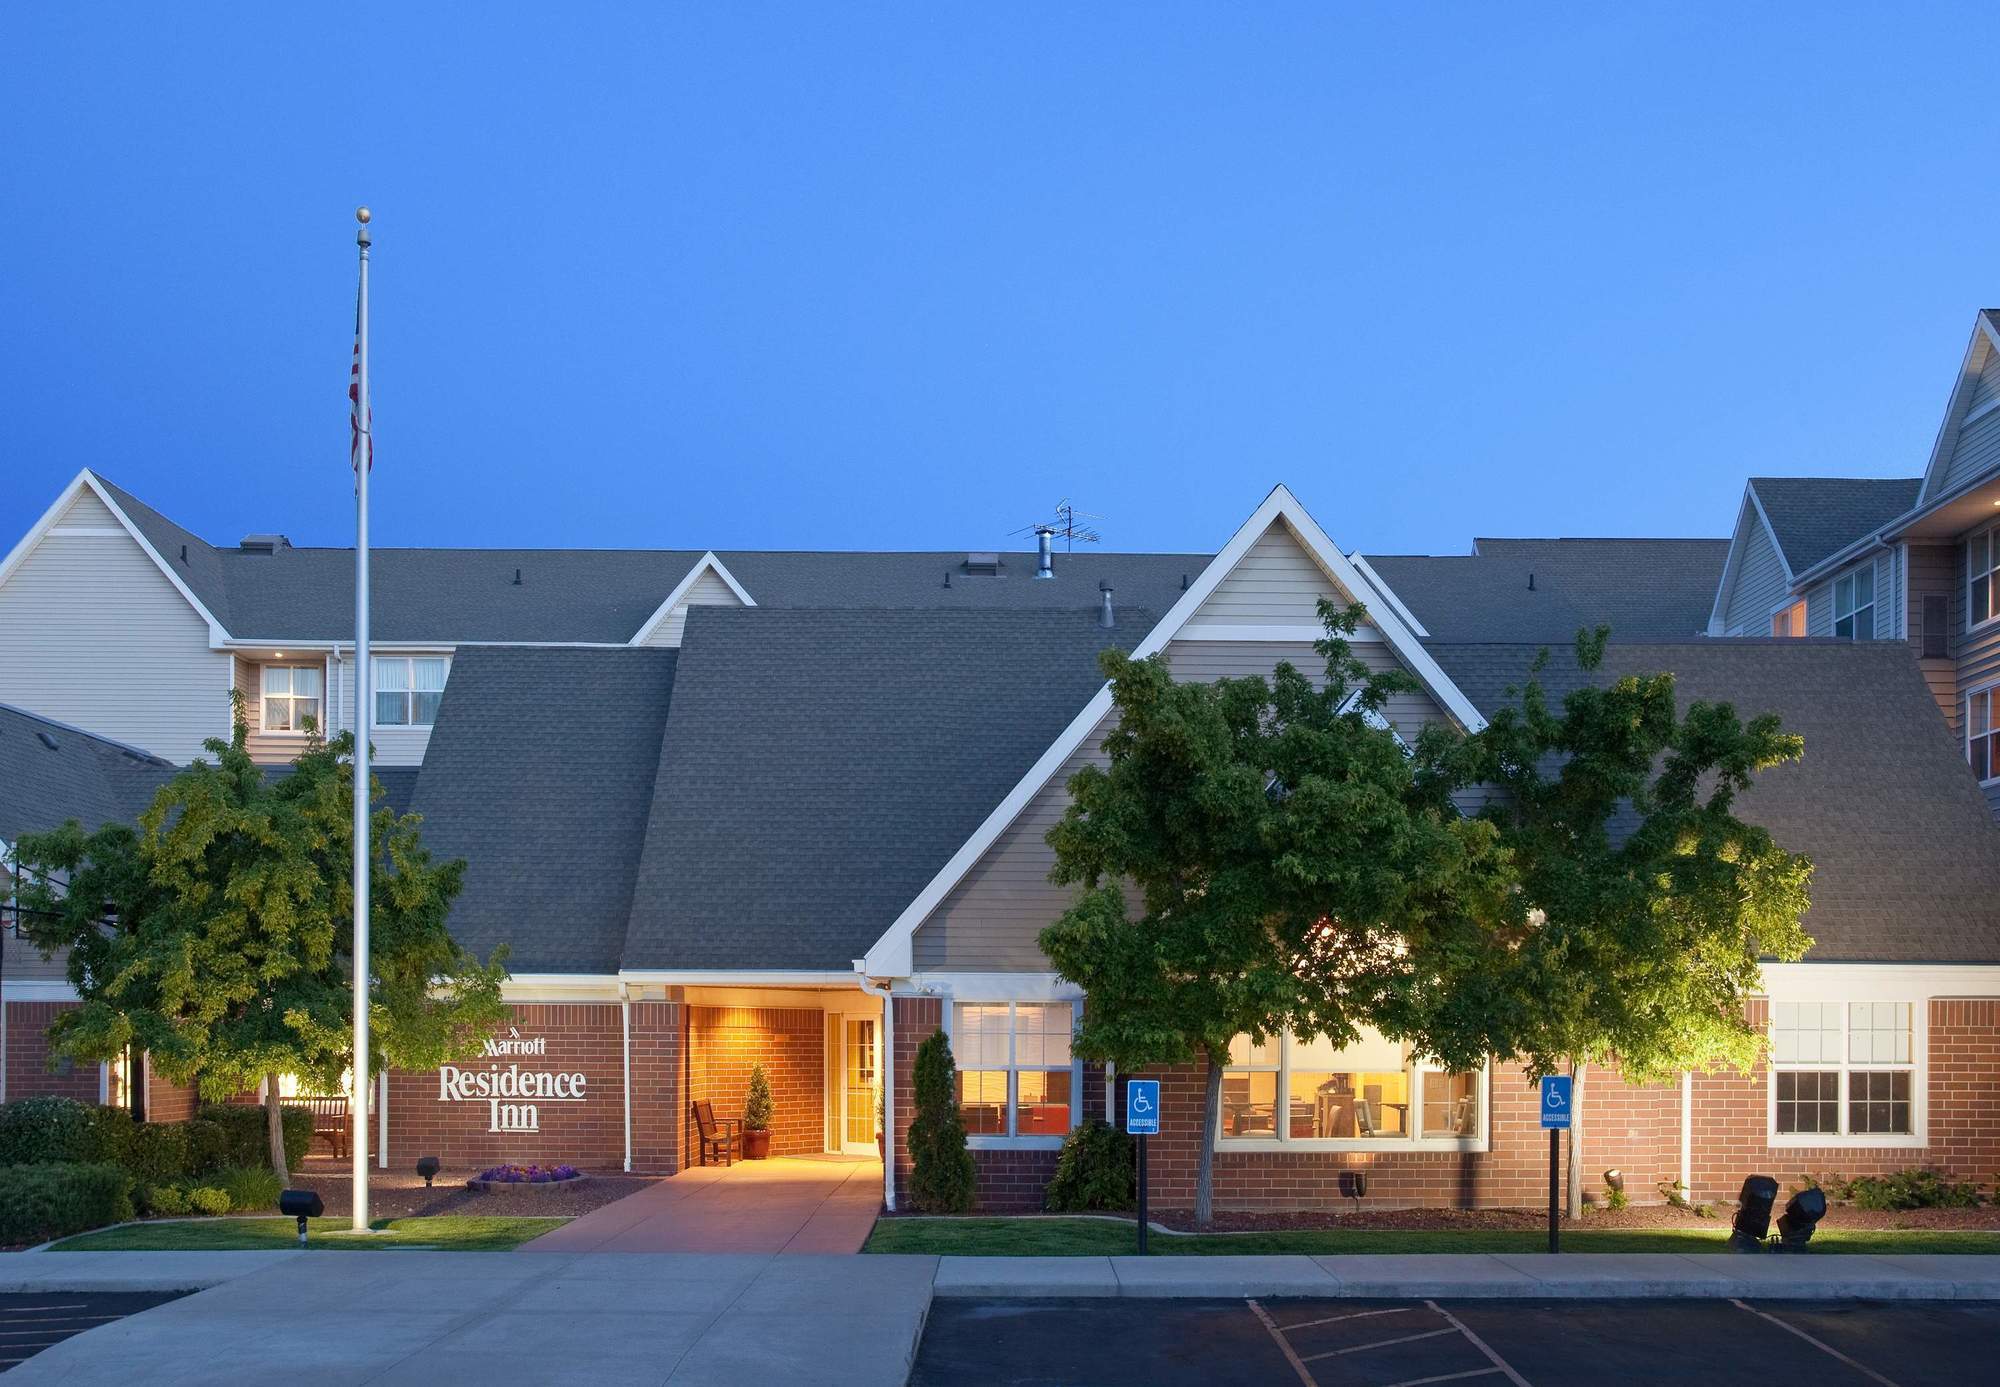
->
[1125,1079,1161,1136]
[1540,1075,1573,1129]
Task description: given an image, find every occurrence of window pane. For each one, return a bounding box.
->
[1856,565,1874,606]
[265,697,292,732]
[1835,615,1854,640]
[411,690,444,725]
[1017,1069,1071,1136]
[295,698,319,731]
[1773,1001,1840,1063]
[1976,575,1992,626]
[1420,1068,1480,1137]
[1774,1071,1839,1134]
[958,1070,1007,1136]
[951,1004,1010,1069]
[1854,606,1874,641]
[376,691,409,726]
[1220,1070,1278,1139]
[1835,574,1852,615]
[412,658,447,691]
[1290,1069,1410,1139]
[263,667,292,696]
[376,659,410,692]
[1849,1002,1910,1064]
[294,667,322,697]
[1291,1028,1404,1072]
[1974,692,1992,740]
[1228,1034,1277,1067]
[1014,1003,1073,1068]
[1849,1070,1912,1134]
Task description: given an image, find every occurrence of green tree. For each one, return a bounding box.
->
[1408,628,1813,1215]
[743,1062,774,1132]
[1039,601,1512,1224]
[11,701,509,1182]
[907,1028,975,1212]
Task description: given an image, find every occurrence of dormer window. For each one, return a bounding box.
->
[261,665,322,734]
[1969,526,2000,631]
[374,656,448,728]
[1833,567,1875,641]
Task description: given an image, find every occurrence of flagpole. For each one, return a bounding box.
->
[351,206,374,1233]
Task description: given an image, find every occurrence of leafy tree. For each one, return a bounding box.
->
[1408,628,1813,1215]
[11,701,509,1182]
[906,1028,975,1212]
[1039,602,1512,1224]
[743,1062,774,1132]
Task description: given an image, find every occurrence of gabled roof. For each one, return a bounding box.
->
[1918,309,2000,505]
[0,703,176,846]
[622,606,1147,971]
[1748,476,1921,573]
[404,647,681,973]
[1426,639,2000,964]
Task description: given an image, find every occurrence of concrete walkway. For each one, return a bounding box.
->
[519,1155,884,1254]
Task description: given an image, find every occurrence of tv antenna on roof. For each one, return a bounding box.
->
[1012,498,1103,552]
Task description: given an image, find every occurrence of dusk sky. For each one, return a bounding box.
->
[6,5,1999,558]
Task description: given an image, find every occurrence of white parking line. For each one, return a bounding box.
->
[1380,1370,1502,1387]
[1300,1327,1460,1363]
[1246,1299,1319,1387]
[1279,1306,1415,1333]
[1730,1299,1904,1387]
[1425,1300,1534,1387]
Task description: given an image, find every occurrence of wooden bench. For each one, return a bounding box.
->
[303,1095,349,1159]
[691,1100,740,1167]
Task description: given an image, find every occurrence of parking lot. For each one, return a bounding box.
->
[912,1296,2000,1386]
[0,1292,187,1374]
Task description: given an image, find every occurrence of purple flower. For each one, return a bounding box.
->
[475,1163,582,1183]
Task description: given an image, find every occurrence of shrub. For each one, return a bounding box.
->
[212,1165,283,1212]
[0,1163,134,1244]
[1604,1187,1630,1212]
[183,1119,231,1178]
[906,1029,975,1213]
[186,1187,232,1217]
[145,1184,189,1216]
[195,1103,313,1171]
[124,1121,193,1185]
[1840,1168,1981,1211]
[1045,1119,1135,1213]
[0,1097,131,1167]
[743,1063,774,1132]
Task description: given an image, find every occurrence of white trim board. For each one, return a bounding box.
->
[1707,484,1793,635]
[861,483,1487,977]
[627,551,756,645]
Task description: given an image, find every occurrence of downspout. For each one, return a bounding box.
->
[854,972,894,1211]
[620,983,633,1173]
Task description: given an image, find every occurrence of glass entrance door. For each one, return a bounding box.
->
[842,1018,878,1155]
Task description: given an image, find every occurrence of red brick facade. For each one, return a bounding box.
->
[685,1005,825,1161]
[145,1071,198,1123]
[4,1001,100,1104]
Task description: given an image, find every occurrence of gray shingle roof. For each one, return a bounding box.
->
[1426,639,2000,963]
[1363,539,1728,642]
[0,703,177,846]
[1749,477,1921,574]
[405,647,680,973]
[620,606,1149,971]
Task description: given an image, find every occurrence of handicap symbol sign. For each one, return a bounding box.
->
[1539,1075,1572,1130]
[1126,1079,1161,1136]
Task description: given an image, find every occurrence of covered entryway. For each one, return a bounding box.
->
[520,1154,882,1253]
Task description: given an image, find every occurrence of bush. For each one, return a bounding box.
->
[195,1103,313,1171]
[186,1187,232,1217]
[1045,1119,1135,1212]
[145,1184,189,1216]
[907,1029,976,1213]
[124,1121,193,1185]
[743,1063,774,1132]
[212,1165,283,1212]
[1604,1187,1630,1212]
[183,1119,231,1178]
[0,1163,134,1244]
[1840,1168,1981,1211]
[0,1097,131,1167]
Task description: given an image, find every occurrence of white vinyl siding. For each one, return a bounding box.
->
[1937,355,2000,497]
[1722,514,1790,635]
[640,569,744,648]
[325,654,448,766]
[1183,520,1355,629]
[0,495,228,764]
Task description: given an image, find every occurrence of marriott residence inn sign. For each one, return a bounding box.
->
[437,1030,587,1133]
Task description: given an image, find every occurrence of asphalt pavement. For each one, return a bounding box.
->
[0,1293,186,1375]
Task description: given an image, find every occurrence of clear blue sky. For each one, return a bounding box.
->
[6,6,1998,557]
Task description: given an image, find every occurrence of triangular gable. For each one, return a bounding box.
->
[0,469,228,643]
[628,552,756,647]
[1918,311,2000,505]
[1706,484,1792,635]
[860,483,1485,977]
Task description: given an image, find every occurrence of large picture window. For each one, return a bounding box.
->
[1833,566,1875,641]
[1969,527,2000,630]
[950,1001,1077,1143]
[1219,1028,1485,1147]
[375,657,448,728]
[261,665,322,734]
[1770,1001,1919,1143]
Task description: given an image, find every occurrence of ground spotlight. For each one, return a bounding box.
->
[416,1155,441,1187]
[1728,1174,1779,1252]
[1603,1168,1624,1194]
[1338,1171,1366,1208]
[278,1188,325,1247]
[1776,1187,1827,1251]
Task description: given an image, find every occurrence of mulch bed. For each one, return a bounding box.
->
[284,1164,655,1220]
[1144,1202,2000,1233]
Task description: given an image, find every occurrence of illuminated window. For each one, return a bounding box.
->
[949,1001,1077,1142]
[1219,1028,1484,1146]
[262,665,322,733]
[1770,600,1807,637]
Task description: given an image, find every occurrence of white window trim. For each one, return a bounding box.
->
[371,655,449,730]
[1215,1031,1491,1153]
[260,664,324,737]
[1833,565,1878,641]
[943,998,1084,1151]
[1766,1000,1927,1150]
[1965,680,2000,787]
[1969,524,2000,636]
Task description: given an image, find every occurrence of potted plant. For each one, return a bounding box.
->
[742,1063,774,1159]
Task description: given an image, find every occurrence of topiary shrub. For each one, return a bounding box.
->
[212,1165,283,1213]
[0,1163,134,1243]
[1841,1168,1981,1211]
[907,1029,976,1213]
[186,1187,232,1217]
[196,1104,312,1171]
[1045,1118,1135,1212]
[743,1063,774,1133]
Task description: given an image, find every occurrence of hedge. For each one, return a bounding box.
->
[0,1098,313,1182]
[0,1163,134,1245]
[195,1103,314,1172]
[0,1097,130,1167]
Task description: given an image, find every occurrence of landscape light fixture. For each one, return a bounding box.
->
[1776,1187,1827,1252]
[1338,1171,1366,1209]
[1603,1169,1624,1194]
[416,1156,441,1187]
[1727,1174,1779,1252]
[278,1188,325,1247]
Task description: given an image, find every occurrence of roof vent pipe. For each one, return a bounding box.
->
[1099,580,1115,628]
[1528,572,1536,591]
[1034,526,1056,579]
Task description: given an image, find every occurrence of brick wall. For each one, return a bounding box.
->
[4,1001,100,1103]
[146,1070,198,1123]
[891,997,942,1207]
[685,1006,823,1160]
[630,1001,683,1173]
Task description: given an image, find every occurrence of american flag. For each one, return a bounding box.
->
[350,300,372,474]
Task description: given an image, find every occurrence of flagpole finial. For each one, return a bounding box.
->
[355,206,371,249]
[355,206,372,224]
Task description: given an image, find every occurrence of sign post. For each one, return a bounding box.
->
[1539,1075,1572,1254]
[1125,1079,1160,1256]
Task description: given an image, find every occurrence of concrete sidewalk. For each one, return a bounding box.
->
[519,1155,884,1254]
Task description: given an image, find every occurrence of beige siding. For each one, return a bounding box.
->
[4,946,75,983]
[641,568,744,648]
[52,490,120,529]
[1909,543,1959,727]
[1163,640,1447,743]
[0,502,228,763]
[325,655,444,766]
[1183,520,1355,629]
[1722,513,1789,634]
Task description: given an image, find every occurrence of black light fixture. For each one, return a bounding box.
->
[278,1188,325,1247]
[1338,1171,1366,1208]
[1776,1187,1827,1252]
[1603,1168,1624,1194]
[416,1156,441,1188]
[1728,1174,1779,1252]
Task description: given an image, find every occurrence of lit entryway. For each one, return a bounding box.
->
[839,1017,879,1156]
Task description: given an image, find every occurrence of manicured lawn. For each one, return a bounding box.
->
[864,1216,2000,1257]
[52,1215,565,1252]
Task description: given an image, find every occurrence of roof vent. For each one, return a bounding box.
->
[512,567,523,586]
[1099,580,1115,629]
[238,534,291,554]
[36,731,58,751]
[961,552,1001,576]
[1034,527,1055,580]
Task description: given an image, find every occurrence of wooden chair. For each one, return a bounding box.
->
[691,1100,741,1167]
[304,1095,349,1159]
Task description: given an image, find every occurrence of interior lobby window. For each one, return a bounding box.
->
[1219,1028,1483,1145]
[951,1001,1075,1140]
